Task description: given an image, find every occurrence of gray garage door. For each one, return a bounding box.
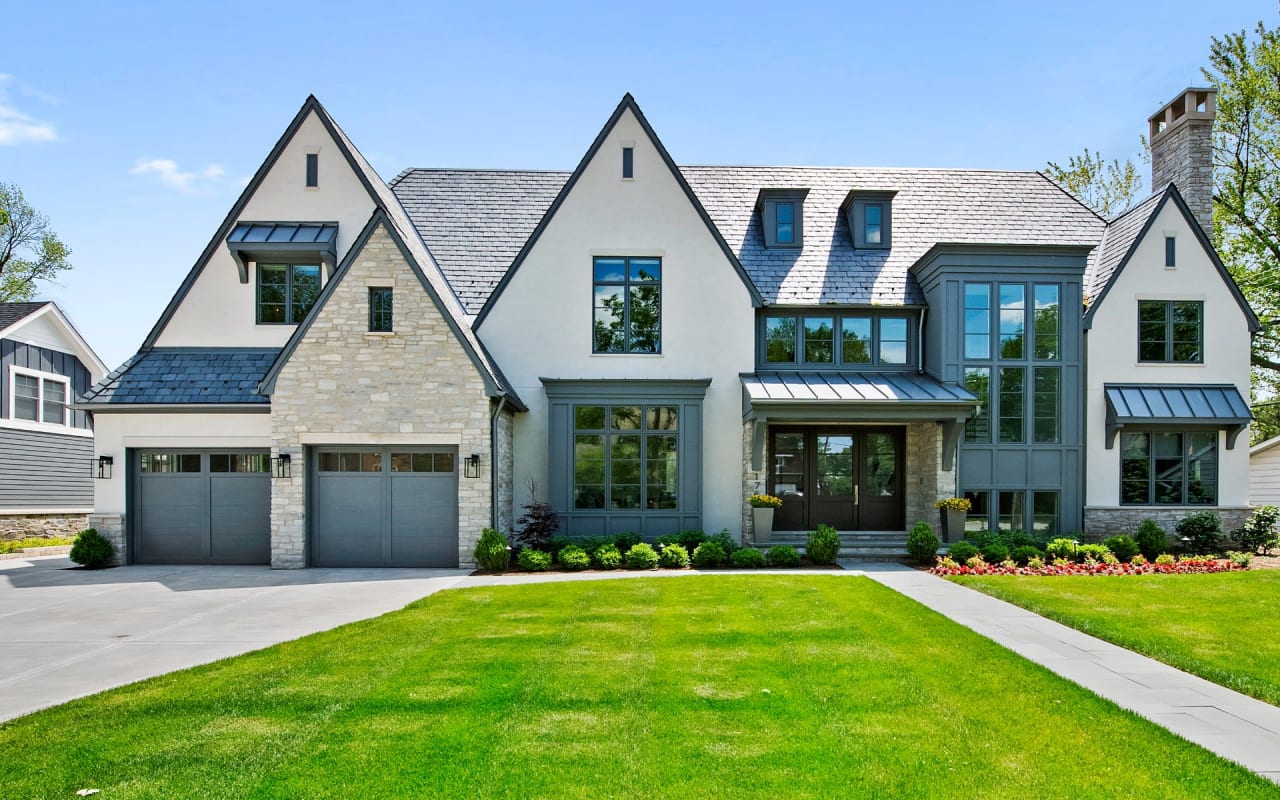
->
[133,450,271,564]
[310,447,459,567]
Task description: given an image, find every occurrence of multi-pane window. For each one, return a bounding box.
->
[140,453,201,473]
[317,452,384,472]
[210,453,270,473]
[572,405,678,511]
[1032,367,1059,443]
[762,313,910,367]
[593,257,661,354]
[369,287,393,332]
[998,367,1025,443]
[998,284,1025,358]
[11,370,68,426]
[1139,301,1202,362]
[964,284,991,359]
[776,202,795,244]
[864,204,883,245]
[1033,285,1059,360]
[964,368,990,443]
[998,491,1025,531]
[1032,492,1058,534]
[964,491,989,533]
[391,452,455,473]
[258,264,321,324]
[1121,431,1217,505]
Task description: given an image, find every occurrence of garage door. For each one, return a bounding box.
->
[133,450,271,564]
[310,447,459,567]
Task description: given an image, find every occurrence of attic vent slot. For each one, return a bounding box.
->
[306,154,318,187]
[622,147,634,179]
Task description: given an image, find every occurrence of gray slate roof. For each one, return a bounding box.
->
[391,167,1106,311]
[80,349,279,405]
[0,302,51,331]
[1083,189,1166,302]
[742,371,978,404]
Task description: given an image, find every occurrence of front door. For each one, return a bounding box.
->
[768,427,904,531]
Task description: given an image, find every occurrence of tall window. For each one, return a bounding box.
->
[593,257,661,353]
[842,317,872,363]
[305,153,318,187]
[368,287,393,332]
[1121,431,1217,505]
[864,204,883,245]
[964,367,990,443]
[964,283,991,359]
[1139,301,1202,363]
[1032,367,1059,443]
[998,367,1024,443]
[776,203,795,244]
[258,264,321,324]
[998,284,1025,358]
[10,369,68,426]
[572,405,678,510]
[1033,284,1059,360]
[879,318,908,364]
[803,318,834,363]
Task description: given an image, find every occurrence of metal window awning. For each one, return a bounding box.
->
[741,371,979,471]
[1103,383,1252,450]
[226,222,338,283]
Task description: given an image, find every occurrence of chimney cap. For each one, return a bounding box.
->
[1149,88,1216,141]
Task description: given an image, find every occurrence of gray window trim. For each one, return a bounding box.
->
[846,194,894,250]
[759,190,807,249]
[256,263,321,325]
[1119,429,1219,506]
[368,287,393,332]
[757,309,918,370]
[622,146,634,179]
[1165,235,1176,267]
[592,256,662,354]
[305,153,318,187]
[1137,300,1204,364]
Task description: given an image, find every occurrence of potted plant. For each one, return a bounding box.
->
[935,497,971,543]
[749,493,783,542]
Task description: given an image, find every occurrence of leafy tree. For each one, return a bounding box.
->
[1044,148,1144,218]
[0,182,71,301]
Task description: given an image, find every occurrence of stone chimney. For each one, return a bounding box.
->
[1148,87,1215,232]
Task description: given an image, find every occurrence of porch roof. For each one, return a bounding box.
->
[1103,383,1252,450]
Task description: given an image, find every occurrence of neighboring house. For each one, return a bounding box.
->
[0,302,108,538]
[1249,435,1280,508]
[81,87,1256,568]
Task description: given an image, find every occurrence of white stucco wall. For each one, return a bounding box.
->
[90,411,272,513]
[154,110,377,348]
[1085,199,1252,508]
[477,107,756,535]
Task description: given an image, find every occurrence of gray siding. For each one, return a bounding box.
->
[0,427,92,509]
[914,248,1089,534]
[1,339,94,430]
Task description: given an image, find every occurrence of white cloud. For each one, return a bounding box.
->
[0,74,57,146]
[130,158,227,192]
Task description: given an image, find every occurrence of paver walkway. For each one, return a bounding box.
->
[862,563,1280,784]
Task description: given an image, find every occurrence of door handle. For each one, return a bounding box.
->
[854,485,859,506]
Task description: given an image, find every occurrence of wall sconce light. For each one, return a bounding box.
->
[95,455,113,480]
[465,453,481,479]
[272,453,292,479]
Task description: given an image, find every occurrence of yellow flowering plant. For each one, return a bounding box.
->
[749,493,783,509]
[934,497,972,512]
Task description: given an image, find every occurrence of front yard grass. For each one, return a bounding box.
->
[951,571,1280,706]
[2,575,1277,799]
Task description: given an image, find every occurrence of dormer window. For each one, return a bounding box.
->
[844,191,895,249]
[759,189,808,249]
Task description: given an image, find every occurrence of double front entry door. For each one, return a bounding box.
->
[768,427,904,531]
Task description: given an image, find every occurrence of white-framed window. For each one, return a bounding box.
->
[9,366,70,427]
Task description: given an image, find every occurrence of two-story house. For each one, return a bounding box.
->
[80,88,1255,567]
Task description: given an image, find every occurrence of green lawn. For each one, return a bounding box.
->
[951,571,1280,706]
[2,576,1276,799]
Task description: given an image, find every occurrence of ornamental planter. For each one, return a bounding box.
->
[752,507,775,543]
[939,508,966,543]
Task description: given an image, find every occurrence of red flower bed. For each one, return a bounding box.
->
[931,556,1243,577]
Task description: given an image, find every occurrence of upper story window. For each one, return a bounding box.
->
[759,189,807,249]
[593,256,661,354]
[844,191,895,249]
[305,153,319,187]
[762,312,912,368]
[1165,236,1176,267]
[1139,300,1202,363]
[9,367,68,427]
[369,287,393,332]
[257,264,321,324]
[622,146,634,179]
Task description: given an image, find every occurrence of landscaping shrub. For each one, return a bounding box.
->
[1045,537,1078,561]
[657,530,707,551]
[947,540,980,562]
[730,548,766,568]
[1103,535,1140,563]
[592,544,622,570]
[981,542,1010,564]
[517,548,552,572]
[613,532,643,553]
[971,529,1042,552]
[557,545,590,571]
[1176,511,1222,555]
[766,544,801,567]
[514,496,559,551]
[544,535,574,560]
[691,541,726,568]
[707,529,740,556]
[1228,550,1254,568]
[932,553,1244,576]
[69,528,114,569]
[907,522,940,565]
[1076,543,1111,563]
[1235,505,1280,554]
[806,524,840,565]
[658,543,690,569]
[1010,545,1043,565]
[473,528,511,571]
[1134,518,1169,560]
[625,542,659,570]
[1155,553,1176,566]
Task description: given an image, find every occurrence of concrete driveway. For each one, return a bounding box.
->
[0,555,469,722]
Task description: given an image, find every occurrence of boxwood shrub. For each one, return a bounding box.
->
[947,540,980,563]
[766,544,801,567]
[592,544,622,570]
[557,545,590,571]
[473,527,511,571]
[691,541,726,568]
[658,543,690,569]
[516,548,552,572]
[69,528,114,569]
[907,522,940,564]
[625,542,659,570]
[806,524,840,564]
[730,548,766,568]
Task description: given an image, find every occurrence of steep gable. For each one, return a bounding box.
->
[0,302,107,381]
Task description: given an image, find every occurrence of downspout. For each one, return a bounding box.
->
[917,308,926,374]
[489,396,508,531]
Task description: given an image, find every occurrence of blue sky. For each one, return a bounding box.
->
[1,0,1275,367]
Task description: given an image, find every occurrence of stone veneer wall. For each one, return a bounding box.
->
[1083,506,1253,543]
[0,513,90,540]
[268,225,495,568]
[87,513,126,566]
[494,408,515,535]
[741,421,954,542]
